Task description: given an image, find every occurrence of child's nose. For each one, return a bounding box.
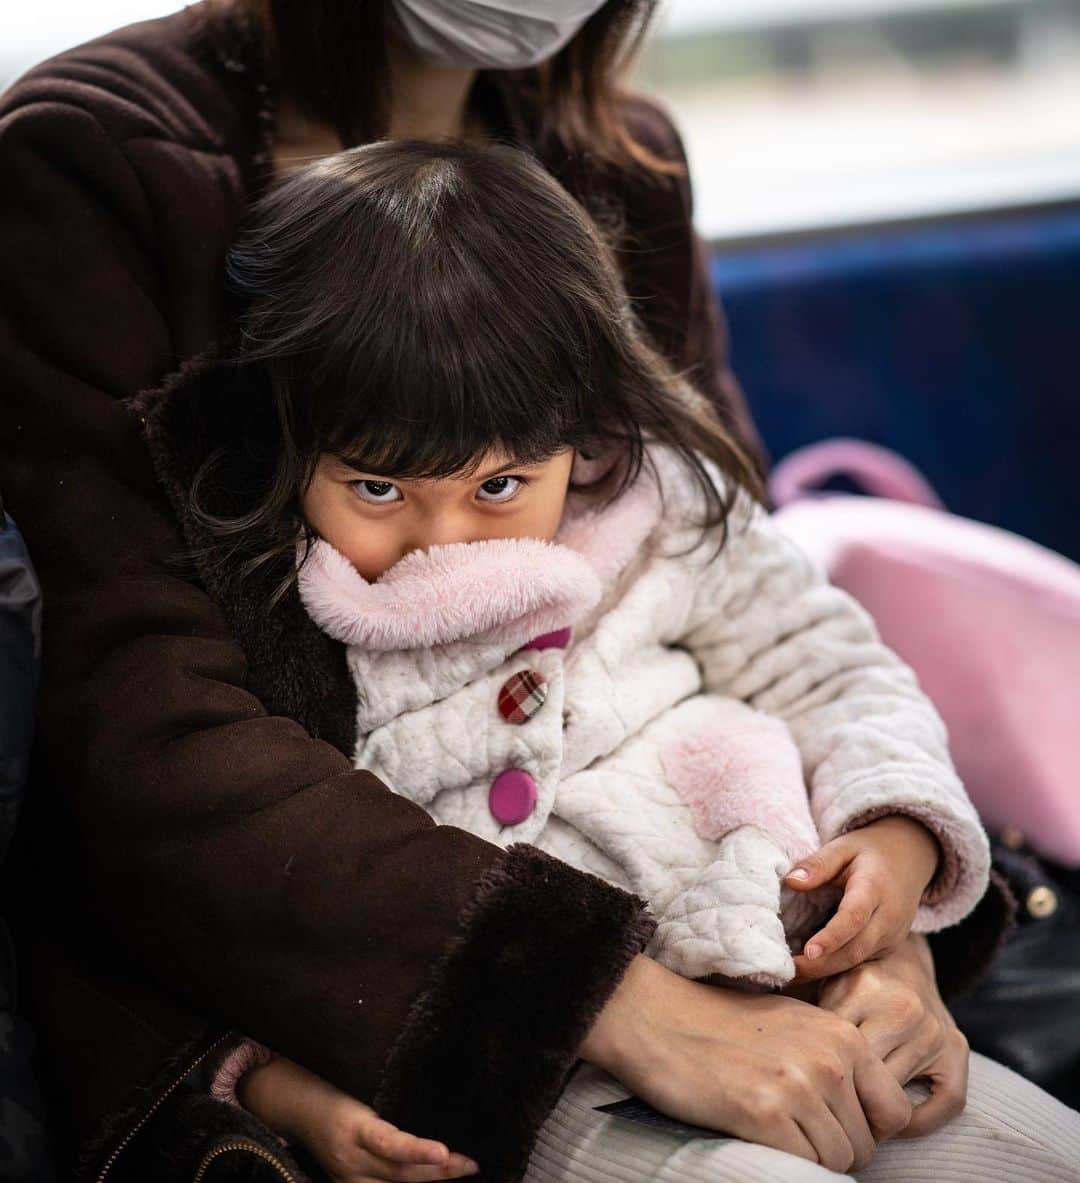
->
[406,512,478,553]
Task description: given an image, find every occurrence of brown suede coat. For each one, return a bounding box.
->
[0,6,1010,1182]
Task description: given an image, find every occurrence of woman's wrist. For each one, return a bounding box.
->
[888,931,936,980]
[578,953,658,1074]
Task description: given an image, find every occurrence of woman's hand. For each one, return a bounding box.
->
[784,815,941,981]
[238,1057,479,1182]
[579,954,911,1174]
[817,933,969,1138]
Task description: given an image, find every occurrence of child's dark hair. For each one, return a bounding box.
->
[195,139,763,595]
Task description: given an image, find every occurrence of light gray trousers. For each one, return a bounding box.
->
[524,1053,1080,1182]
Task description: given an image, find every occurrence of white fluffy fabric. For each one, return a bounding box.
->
[299,446,991,985]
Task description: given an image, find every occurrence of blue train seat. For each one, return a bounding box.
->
[713,201,1080,562]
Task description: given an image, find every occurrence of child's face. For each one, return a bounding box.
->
[301,447,576,581]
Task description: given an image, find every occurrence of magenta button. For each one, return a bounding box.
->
[488,769,538,826]
[519,626,572,653]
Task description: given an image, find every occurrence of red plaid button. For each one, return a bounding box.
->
[497,669,548,724]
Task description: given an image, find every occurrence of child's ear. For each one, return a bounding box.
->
[570,448,611,486]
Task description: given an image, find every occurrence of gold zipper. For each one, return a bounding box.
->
[192,1137,300,1183]
[94,1032,233,1183]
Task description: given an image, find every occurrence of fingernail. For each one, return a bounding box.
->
[787,867,810,881]
[464,1160,480,1174]
[805,942,822,959]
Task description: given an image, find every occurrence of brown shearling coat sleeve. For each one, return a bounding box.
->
[0,61,653,1183]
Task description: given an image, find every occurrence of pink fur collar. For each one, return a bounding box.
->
[298,464,662,652]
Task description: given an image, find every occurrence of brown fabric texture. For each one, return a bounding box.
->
[0,5,729,1178]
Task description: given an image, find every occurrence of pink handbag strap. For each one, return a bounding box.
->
[769,438,946,510]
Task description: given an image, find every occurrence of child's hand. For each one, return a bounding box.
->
[238,1056,479,1183]
[300,1094,480,1183]
[783,815,940,982]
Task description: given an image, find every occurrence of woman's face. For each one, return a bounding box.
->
[301,447,575,581]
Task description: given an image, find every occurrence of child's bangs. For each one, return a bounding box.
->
[320,347,587,482]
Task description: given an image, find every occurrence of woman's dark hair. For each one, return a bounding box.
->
[219,0,669,172]
[196,140,762,597]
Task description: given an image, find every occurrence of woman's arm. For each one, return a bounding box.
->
[0,60,653,1179]
[579,952,912,1174]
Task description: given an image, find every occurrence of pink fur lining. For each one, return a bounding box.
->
[661,714,820,863]
[299,536,602,651]
[298,458,665,651]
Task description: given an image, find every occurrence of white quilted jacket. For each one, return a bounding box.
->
[298,448,990,986]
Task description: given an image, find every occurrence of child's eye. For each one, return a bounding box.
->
[476,476,524,503]
[352,479,402,504]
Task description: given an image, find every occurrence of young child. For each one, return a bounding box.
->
[143,140,989,1183]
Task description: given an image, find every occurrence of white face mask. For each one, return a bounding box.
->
[391,0,610,70]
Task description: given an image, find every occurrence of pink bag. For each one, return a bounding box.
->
[771,439,1080,867]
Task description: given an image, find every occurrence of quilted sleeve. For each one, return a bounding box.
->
[674,489,990,932]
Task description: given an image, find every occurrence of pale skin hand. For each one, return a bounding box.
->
[578,953,912,1174]
[237,1057,479,1183]
[783,815,941,981]
[818,933,970,1138]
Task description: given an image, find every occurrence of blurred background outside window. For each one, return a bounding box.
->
[637,0,1080,241]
